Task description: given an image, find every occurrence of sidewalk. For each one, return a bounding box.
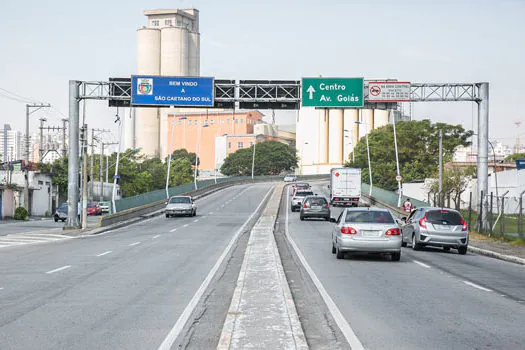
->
[218,184,308,349]
[469,234,525,264]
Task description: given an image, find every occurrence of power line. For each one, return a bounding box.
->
[0,87,40,104]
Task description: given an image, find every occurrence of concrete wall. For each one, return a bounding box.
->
[0,171,56,216]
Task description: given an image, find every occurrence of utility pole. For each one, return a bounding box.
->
[65,81,80,228]
[438,129,443,207]
[90,128,110,201]
[38,124,64,162]
[81,123,88,229]
[24,103,51,213]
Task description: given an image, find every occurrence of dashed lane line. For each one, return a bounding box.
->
[129,242,141,247]
[464,281,493,292]
[46,265,72,274]
[96,251,112,257]
[413,260,431,269]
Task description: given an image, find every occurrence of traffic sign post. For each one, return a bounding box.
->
[368,81,411,102]
[395,175,402,182]
[301,77,364,108]
[131,76,214,107]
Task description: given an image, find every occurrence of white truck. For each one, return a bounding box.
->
[329,168,361,207]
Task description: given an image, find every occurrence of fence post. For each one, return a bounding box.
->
[500,196,505,237]
[468,192,472,229]
[489,192,493,235]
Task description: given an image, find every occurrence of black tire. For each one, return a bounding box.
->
[458,246,468,255]
[61,219,66,222]
[54,217,58,223]
[336,246,344,260]
[300,216,305,221]
[412,234,421,251]
[165,214,170,218]
[332,243,336,254]
[193,210,197,217]
[401,241,407,248]
[443,246,451,252]
[325,216,330,221]
[391,252,401,261]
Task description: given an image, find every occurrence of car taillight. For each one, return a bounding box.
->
[419,216,427,228]
[385,228,401,236]
[325,204,329,209]
[341,226,357,235]
[334,197,339,201]
[461,219,468,231]
[303,203,308,208]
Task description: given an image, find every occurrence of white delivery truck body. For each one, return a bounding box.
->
[329,168,361,207]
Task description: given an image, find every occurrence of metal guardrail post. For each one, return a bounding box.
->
[500,196,505,237]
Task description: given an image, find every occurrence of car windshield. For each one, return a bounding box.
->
[296,183,309,187]
[345,210,395,224]
[307,197,327,206]
[87,203,95,208]
[296,191,314,197]
[169,197,191,204]
[58,203,68,210]
[426,210,463,225]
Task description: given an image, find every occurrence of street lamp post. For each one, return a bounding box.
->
[391,111,402,207]
[355,121,372,196]
[344,129,355,163]
[165,119,176,199]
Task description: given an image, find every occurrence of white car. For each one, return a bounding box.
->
[165,196,197,217]
[284,175,297,182]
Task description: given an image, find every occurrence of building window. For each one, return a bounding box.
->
[38,180,43,185]
[152,20,160,26]
[165,19,172,26]
[176,19,182,27]
[220,119,225,124]
[235,119,239,124]
[210,119,214,125]
[195,120,199,125]
[240,118,244,124]
[178,120,182,125]
[227,119,231,124]
[228,142,231,149]
[238,142,244,148]
[204,120,208,126]
[250,141,254,146]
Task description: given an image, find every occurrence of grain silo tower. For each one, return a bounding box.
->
[131,9,200,157]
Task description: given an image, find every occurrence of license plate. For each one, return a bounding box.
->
[362,230,381,237]
[434,225,451,231]
[312,206,322,210]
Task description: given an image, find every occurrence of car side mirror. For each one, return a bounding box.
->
[329,217,337,223]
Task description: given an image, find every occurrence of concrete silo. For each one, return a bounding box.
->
[161,26,190,76]
[343,109,359,162]
[318,109,329,164]
[135,27,161,157]
[188,32,200,76]
[328,109,344,165]
[374,109,389,129]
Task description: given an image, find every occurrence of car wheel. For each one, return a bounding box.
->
[193,210,197,217]
[443,246,451,252]
[332,243,336,254]
[54,217,58,222]
[412,234,421,251]
[391,252,401,261]
[336,245,344,260]
[401,240,407,247]
[62,219,66,222]
[458,246,468,255]
[165,214,170,218]
[300,215,304,221]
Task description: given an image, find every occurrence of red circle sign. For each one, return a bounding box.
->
[335,172,340,177]
[370,86,381,96]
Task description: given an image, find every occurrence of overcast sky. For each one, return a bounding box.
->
[0,0,523,146]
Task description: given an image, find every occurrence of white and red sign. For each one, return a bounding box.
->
[368,81,411,102]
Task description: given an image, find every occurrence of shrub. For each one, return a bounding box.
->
[14,207,29,220]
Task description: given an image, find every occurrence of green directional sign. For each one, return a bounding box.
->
[301,77,364,108]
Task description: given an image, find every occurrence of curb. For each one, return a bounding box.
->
[468,245,525,265]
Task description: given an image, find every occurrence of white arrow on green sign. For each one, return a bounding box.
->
[301,77,364,108]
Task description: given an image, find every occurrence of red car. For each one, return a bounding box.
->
[87,202,102,216]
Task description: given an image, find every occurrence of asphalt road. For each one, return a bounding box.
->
[0,183,272,350]
[0,215,100,236]
[285,182,525,350]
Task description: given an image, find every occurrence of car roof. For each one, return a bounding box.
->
[170,195,191,198]
[418,207,460,213]
[344,207,391,213]
[304,195,329,200]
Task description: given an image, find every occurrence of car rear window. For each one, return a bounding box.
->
[169,197,191,204]
[307,197,327,206]
[296,183,309,187]
[426,210,463,225]
[296,191,314,197]
[345,210,395,224]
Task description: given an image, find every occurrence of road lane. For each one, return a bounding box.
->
[286,182,525,349]
[0,183,272,349]
[0,216,100,236]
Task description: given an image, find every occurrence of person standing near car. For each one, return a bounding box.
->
[402,198,413,213]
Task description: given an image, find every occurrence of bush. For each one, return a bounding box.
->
[14,207,29,220]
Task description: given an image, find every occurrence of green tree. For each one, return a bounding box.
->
[504,152,525,162]
[346,120,473,191]
[221,140,298,176]
[170,148,199,166]
[38,157,69,199]
[169,158,194,186]
[429,166,475,209]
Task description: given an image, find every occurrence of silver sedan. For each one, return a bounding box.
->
[331,207,402,261]
[165,196,197,217]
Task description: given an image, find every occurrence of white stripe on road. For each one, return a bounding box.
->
[129,242,141,246]
[464,281,493,292]
[209,212,214,215]
[193,219,199,223]
[96,251,112,257]
[46,265,71,274]
[284,186,365,350]
[183,224,189,228]
[413,260,431,269]
[169,228,177,232]
[158,186,274,350]
[153,234,161,239]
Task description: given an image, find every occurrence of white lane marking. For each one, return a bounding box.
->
[0,287,4,290]
[413,260,431,269]
[209,212,214,215]
[153,235,161,239]
[169,228,177,232]
[129,242,141,246]
[141,218,153,224]
[284,186,365,350]
[183,224,189,228]
[46,265,72,274]
[193,219,199,223]
[201,215,207,219]
[96,251,112,257]
[464,281,493,292]
[158,186,274,350]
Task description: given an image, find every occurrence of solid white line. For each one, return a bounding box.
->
[193,219,199,223]
[209,212,214,215]
[129,242,141,246]
[464,281,493,292]
[183,224,189,228]
[97,251,112,257]
[284,186,365,350]
[158,186,274,350]
[169,228,177,232]
[46,265,71,274]
[413,260,431,269]
[153,234,161,239]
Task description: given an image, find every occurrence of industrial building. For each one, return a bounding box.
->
[127,9,201,158]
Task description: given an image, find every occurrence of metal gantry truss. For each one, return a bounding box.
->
[410,83,482,102]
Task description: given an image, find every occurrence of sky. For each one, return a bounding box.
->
[0,0,524,147]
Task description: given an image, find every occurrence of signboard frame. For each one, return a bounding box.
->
[301,77,364,108]
[367,81,411,103]
[131,75,215,107]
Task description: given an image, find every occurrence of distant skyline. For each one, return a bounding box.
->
[0,0,524,147]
